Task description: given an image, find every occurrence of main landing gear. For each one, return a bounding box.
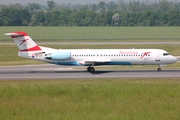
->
[87,66,95,73]
[157,65,161,71]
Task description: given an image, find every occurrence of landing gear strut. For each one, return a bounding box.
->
[157,65,161,71]
[87,66,95,73]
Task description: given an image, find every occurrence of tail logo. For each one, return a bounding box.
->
[20,39,29,45]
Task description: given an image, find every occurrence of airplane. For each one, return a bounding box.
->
[5,31,177,73]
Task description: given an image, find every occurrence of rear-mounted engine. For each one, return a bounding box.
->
[45,52,71,60]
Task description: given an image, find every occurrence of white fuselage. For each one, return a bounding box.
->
[18,48,177,66]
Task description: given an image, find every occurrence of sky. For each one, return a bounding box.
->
[1,0,179,5]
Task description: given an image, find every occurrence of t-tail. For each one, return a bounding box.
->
[5,31,50,59]
[6,31,42,52]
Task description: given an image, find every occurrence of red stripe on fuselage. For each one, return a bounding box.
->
[20,46,42,52]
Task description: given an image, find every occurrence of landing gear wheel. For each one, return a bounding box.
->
[157,68,161,71]
[87,67,91,72]
[87,67,95,73]
[90,67,95,73]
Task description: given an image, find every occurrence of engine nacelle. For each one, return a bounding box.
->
[45,52,71,61]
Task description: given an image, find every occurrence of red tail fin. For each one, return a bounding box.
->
[6,31,41,52]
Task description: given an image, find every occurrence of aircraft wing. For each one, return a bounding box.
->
[79,59,111,65]
[85,59,111,63]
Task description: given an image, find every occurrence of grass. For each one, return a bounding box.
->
[0,78,180,120]
[1,26,180,41]
[0,44,45,65]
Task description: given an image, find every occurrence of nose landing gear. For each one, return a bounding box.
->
[157,65,161,71]
[157,68,161,71]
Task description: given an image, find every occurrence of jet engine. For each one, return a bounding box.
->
[45,52,71,61]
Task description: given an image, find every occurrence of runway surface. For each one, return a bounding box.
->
[0,64,180,80]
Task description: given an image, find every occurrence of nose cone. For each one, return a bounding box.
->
[171,56,178,63]
[166,56,177,64]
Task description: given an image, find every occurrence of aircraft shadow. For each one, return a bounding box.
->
[0,70,179,75]
[29,70,113,75]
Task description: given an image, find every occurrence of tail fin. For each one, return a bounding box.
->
[5,31,42,52]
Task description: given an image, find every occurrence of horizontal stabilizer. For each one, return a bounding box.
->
[5,31,28,37]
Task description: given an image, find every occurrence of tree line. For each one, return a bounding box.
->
[0,0,180,26]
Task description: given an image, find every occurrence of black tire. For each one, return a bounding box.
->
[157,68,161,71]
[87,67,91,72]
[90,68,95,73]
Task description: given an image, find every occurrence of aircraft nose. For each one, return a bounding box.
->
[172,56,178,63]
[167,56,177,63]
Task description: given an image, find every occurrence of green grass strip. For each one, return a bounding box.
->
[1,27,180,41]
[0,78,180,120]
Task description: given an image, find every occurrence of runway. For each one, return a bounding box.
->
[0,65,180,80]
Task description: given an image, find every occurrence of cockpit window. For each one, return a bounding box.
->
[163,53,170,56]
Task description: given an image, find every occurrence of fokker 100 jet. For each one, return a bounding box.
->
[5,31,177,73]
